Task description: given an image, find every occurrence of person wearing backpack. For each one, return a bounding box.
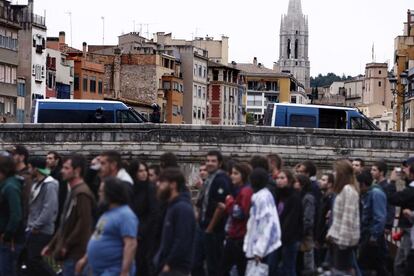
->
[0,155,25,276]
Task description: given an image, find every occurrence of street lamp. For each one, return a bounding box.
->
[389,70,409,131]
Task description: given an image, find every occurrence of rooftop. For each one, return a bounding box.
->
[235,63,291,77]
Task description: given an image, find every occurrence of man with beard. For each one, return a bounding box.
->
[153,168,196,276]
[42,154,95,276]
[388,157,414,276]
[193,150,231,276]
[46,151,67,230]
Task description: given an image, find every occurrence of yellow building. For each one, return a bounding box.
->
[236,58,308,123]
[393,9,414,131]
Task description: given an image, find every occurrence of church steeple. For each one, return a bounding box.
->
[278,0,310,89]
[288,0,303,15]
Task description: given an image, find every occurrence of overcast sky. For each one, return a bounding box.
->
[19,0,412,77]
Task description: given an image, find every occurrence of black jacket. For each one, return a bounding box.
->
[315,192,335,244]
[154,193,196,274]
[197,171,231,232]
[389,182,414,229]
[276,187,303,243]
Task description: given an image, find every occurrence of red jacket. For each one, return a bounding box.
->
[224,185,253,239]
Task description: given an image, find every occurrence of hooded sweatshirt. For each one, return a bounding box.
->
[27,176,59,235]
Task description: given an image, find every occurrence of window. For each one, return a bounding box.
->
[379,70,381,75]
[198,108,201,119]
[173,105,179,116]
[203,66,207,78]
[74,74,80,91]
[83,76,88,92]
[202,108,205,120]
[202,87,206,99]
[163,81,171,90]
[193,107,197,118]
[98,80,103,94]
[193,85,197,98]
[198,86,201,98]
[47,72,54,89]
[247,94,262,106]
[0,65,4,83]
[90,77,96,93]
[291,96,297,103]
[198,65,202,77]
[194,64,197,75]
[5,66,11,83]
[290,115,317,128]
[351,117,373,130]
[33,64,43,82]
[17,82,25,97]
[378,81,381,87]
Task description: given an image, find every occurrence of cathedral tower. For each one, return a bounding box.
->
[278,0,310,89]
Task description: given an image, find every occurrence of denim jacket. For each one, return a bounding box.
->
[361,184,387,240]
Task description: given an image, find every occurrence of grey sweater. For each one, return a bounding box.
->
[27,176,59,235]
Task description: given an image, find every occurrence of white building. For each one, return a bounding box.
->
[45,48,74,99]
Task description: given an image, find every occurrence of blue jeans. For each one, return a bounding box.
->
[276,241,300,276]
[63,258,77,276]
[0,242,24,276]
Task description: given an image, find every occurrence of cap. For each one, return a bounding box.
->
[28,157,50,176]
[402,157,414,167]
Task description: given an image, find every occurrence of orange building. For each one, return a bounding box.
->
[161,74,184,124]
[47,32,105,100]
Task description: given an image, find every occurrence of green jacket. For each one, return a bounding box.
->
[0,176,23,241]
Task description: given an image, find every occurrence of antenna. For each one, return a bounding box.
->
[65,11,73,47]
[101,16,105,45]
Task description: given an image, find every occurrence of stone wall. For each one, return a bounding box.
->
[1,124,413,181]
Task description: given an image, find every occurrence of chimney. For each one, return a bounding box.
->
[253,57,257,66]
[82,42,87,58]
[59,31,65,45]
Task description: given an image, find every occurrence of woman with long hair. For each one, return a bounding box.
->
[327,159,360,275]
[127,160,160,276]
[275,169,303,276]
[220,162,253,276]
[295,174,316,275]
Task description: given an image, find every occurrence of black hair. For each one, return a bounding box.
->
[250,155,269,172]
[301,161,317,177]
[206,150,223,164]
[222,157,237,175]
[296,174,312,193]
[13,145,29,164]
[0,156,16,177]
[160,152,179,169]
[149,164,161,176]
[158,167,187,192]
[103,177,129,205]
[47,151,62,167]
[353,158,365,167]
[233,162,252,184]
[101,151,122,169]
[127,159,148,182]
[65,154,87,178]
[357,169,373,188]
[373,161,388,176]
[249,168,269,193]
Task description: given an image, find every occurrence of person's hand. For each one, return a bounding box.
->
[403,209,413,218]
[60,247,67,258]
[75,256,87,274]
[162,264,171,273]
[41,246,50,257]
[254,255,262,265]
[31,228,40,235]
[217,202,226,210]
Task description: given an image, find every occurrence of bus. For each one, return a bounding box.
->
[264,103,380,131]
[32,99,147,123]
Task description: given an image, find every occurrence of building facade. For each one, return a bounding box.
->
[207,61,241,125]
[0,0,23,123]
[344,77,364,107]
[277,0,310,89]
[394,9,414,131]
[363,63,392,109]
[236,58,308,123]
[12,0,47,122]
[45,47,74,99]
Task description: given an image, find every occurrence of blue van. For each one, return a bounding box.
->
[33,99,147,123]
[264,103,380,130]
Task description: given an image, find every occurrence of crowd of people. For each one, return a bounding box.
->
[0,145,414,276]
